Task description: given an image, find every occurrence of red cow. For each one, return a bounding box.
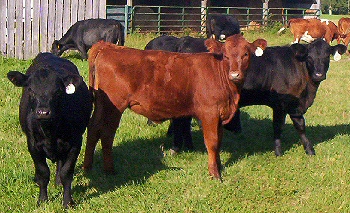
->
[338,17,350,46]
[82,35,267,179]
[286,18,338,44]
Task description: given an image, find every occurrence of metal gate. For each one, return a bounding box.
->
[106,5,320,35]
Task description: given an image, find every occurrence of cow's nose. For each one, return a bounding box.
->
[229,71,241,81]
[36,108,51,119]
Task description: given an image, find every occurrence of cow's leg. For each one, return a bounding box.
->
[83,91,121,173]
[182,117,194,150]
[76,42,88,59]
[272,109,287,156]
[29,146,50,206]
[172,117,193,153]
[223,109,242,133]
[289,114,315,155]
[201,116,222,180]
[59,144,81,208]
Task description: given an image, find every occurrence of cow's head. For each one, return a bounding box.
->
[7,69,82,120]
[205,34,267,83]
[51,40,62,56]
[290,39,347,82]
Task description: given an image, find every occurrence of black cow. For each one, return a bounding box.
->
[7,53,92,208]
[51,18,124,59]
[228,39,347,156]
[172,39,347,156]
[144,35,179,52]
[206,14,241,40]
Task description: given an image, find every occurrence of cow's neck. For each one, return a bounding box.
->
[218,61,240,125]
[299,80,321,111]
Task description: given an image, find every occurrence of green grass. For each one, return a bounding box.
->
[0,30,350,212]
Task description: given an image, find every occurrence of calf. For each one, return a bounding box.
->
[227,39,347,156]
[206,14,241,40]
[144,35,208,152]
[51,18,124,59]
[82,35,267,180]
[337,17,350,46]
[7,53,92,207]
[287,18,338,44]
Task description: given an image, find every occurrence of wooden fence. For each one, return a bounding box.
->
[0,0,106,60]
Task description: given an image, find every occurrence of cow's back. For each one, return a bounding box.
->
[89,43,230,121]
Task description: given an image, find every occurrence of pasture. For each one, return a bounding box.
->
[1,28,350,212]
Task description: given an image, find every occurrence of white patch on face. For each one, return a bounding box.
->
[219,34,226,40]
[65,83,75,94]
[301,31,315,43]
[334,50,341,61]
[255,47,264,56]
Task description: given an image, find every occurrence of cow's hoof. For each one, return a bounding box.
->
[170,147,180,155]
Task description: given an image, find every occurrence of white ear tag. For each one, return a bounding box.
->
[334,50,341,61]
[255,47,264,57]
[65,83,76,94]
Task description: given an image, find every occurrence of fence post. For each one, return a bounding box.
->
[124,5,130,37]
[200,1,207,36]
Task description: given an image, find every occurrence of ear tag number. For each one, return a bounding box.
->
[66,83,75,94]
[334,51,341,61]
[255,47,264,57]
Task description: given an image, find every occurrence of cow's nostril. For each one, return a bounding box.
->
[229,71,240,80]
[36,109,51,118]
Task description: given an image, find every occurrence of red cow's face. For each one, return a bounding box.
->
[205,34,267,83]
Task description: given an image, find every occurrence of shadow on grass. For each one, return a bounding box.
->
[74,111,349,201]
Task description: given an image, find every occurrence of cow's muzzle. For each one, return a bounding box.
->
[312,72,326,82]
[36,108,52,119]
[229,71,242,82]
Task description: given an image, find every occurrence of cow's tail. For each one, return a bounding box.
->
[88,41,106,91]
[277,17,290,35]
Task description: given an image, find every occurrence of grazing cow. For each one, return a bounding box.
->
[82,35,267,179]
[226,39,347,156]
[337,17,350,46]
[206,14,241,40]
[51,18,124,59]
[7,53,92,208]
[279,18,338,44]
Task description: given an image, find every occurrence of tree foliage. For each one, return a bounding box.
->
[322,0,349,14]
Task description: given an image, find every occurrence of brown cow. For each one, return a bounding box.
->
[285,18,338,44]
[338,17,350,46]
[82,35,267,180]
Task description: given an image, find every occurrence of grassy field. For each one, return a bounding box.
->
[1,26,350,212]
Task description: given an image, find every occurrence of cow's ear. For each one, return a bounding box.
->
[205,38,223,56]
[7,71,29,87]
[290,43,308,61]
[249,39,267,56]
[63,74,82,94]
[330,44,347,61]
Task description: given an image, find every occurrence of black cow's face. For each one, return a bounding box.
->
[51,40,61,56]
[7,69,82,120]
[292,39,347,82]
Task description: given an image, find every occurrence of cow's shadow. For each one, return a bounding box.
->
[75,111,349,202]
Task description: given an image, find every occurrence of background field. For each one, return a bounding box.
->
[0,23,349,212]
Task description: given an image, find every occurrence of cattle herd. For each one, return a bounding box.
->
[5,15,350,207]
